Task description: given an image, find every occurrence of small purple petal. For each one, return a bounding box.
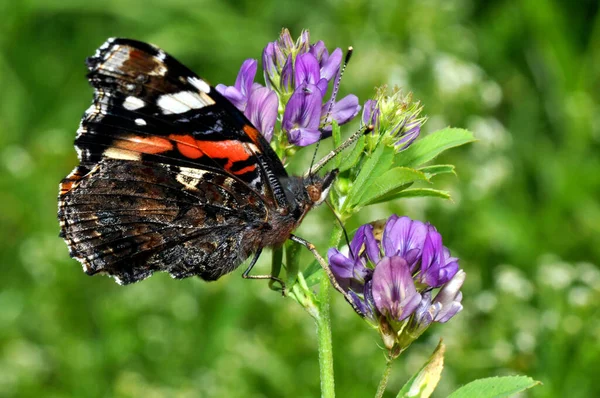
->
[372,256,421,321]
[362,279,377,321]
[349,291,374,321]
[395,123,420,150]
[316,78,329,96]
[433,270,465,322]
[320,47,342,82]
[412,291,436,330]
[364,225,381,264]
[244,86,278,142]
[382,216,428,271]
[288,128,322,146]
[310,41,328,63]
[330,94,360,125]
[262,42,276,75]
[420,226,459,287]
[283,83,323,146]
[349,225,368,259]
[328,248,356,290]
[327,246,370,292]
[281,54,294,92]
[234,59,257,99]
[278,29,294,51]
[362,99,380,127]
[215,84,246,111]
[295,53,321,88]
[297,30,310,53]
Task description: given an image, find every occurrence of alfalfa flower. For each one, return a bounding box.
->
[328,215,465,357]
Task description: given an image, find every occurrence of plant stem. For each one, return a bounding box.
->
[375,359,394,398]
[317,274,335,398]
[315,224,345,398]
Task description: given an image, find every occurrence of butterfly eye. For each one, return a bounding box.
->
[307,184,322,204]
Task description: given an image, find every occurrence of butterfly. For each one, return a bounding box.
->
[58,38,338,286]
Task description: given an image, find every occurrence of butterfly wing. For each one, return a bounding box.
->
[59,38,290,283]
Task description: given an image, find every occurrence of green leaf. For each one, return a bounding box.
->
[338,135,366,172]
[364,187,451,206]
[356,167,428,206]
[396,128,475,168]
[419,164,456,178]
[397,340,445,398]
[303,260,322,287]
[447,376,541,398]
[344,144,395,211]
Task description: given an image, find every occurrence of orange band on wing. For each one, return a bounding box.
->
[168,135,255,173]
[242,124,262,145]
[169,134,203,159]
[232,164,257,175]
[195,140,250,164]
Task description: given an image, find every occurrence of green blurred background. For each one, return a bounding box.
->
[1,0,599,397]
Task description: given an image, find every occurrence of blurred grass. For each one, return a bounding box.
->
[1,0,599,397]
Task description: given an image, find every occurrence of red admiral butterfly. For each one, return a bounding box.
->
[58,38,338,286]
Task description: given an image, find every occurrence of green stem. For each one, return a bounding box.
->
[375,359,394,398]
[317,274,335,398]
[315,224,345,398]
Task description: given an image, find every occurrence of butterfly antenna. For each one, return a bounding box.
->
[308,46,354,181]
[325,200,354,258]
[304,124,373,178]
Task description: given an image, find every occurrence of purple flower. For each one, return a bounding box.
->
[328,214,464,355]
[282,83,324,146]
[223,29,361,147]
[372,256,422,321]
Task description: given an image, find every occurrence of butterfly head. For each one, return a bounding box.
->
[305,169,338,207]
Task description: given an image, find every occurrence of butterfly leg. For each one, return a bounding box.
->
[242,248,287,295]
[289,234,363,316]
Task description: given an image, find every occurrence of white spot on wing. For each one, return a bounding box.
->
[157,91,211,114]
[178,167,207,178]
[176,167,208,190]
[188,77,211,93]
[135,118,147,126]
[103,147,142,161]
[123,96,145,110]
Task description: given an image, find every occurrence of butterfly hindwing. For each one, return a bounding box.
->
[59,159,269,283]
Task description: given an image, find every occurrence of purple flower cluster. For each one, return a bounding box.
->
[217,29,361,146]
[328,215,464,354]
